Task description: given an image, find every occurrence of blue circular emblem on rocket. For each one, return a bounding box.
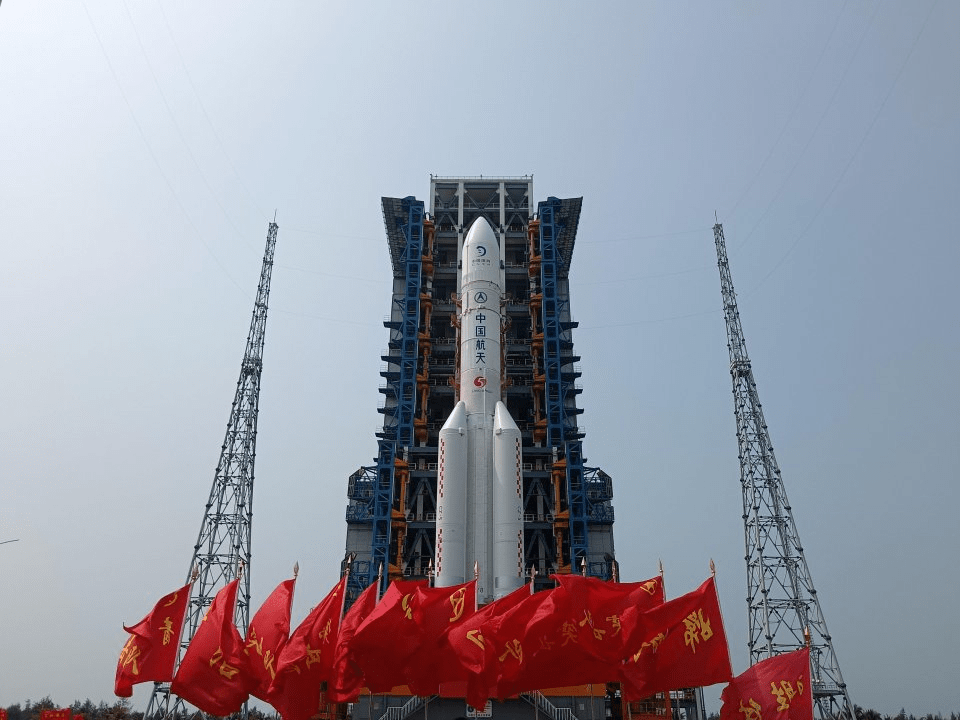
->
[476,245,487,256]
[474,291,487,303]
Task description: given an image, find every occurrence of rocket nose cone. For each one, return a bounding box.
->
[465,217,497,244]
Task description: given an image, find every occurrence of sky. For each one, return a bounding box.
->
[1,1,958,716]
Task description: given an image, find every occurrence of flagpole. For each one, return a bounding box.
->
[291,561,299,608]
[340,556,352,621]
[710,559,735,679]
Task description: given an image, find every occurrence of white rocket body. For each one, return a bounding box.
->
[435,218,525,602]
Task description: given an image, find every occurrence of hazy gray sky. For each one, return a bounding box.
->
[1,1,957,716]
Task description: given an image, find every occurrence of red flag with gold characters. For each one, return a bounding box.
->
[115,582,191,697]
[619,577,733,699]
[345,578,427,693]
[495,574,666,692]
[40,711,70,720]
[243,576,297,701]
[401,580,477,696]
[1,708,8,720]
[436,581,535,709]
[720,648,813,720]
[548,574,665,663]
[328,579,380,703]
[267,576,347,720]
[171,578,249,715]
[480,585,566,702]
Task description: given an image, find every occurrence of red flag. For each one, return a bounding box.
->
[243,576,296,701]
[268,576,347,720]
[436,582,534,708]
[115,582,191,697]
[619,577,733,699]
[0,709,8,720]
[499,574,666,691]
[328,580,380,703]
[550,574,665,662]
[346,578,427,693]
[720,648,813,720]
[171,579,249,716]
[402,580,477,696]
[480,585,565,702]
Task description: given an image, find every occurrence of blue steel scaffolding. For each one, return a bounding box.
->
[537,197,589,572]
[345,197,425,599]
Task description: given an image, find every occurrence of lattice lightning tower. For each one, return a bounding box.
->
[146,220,279,720]
[713,223,854,720]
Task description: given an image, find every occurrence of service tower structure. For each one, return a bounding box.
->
[342,177,623,720]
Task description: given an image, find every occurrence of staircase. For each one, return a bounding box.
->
[520,691,581,720]
[379,695,436,720]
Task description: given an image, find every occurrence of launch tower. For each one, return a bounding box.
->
[146,221,278,720]
[342,177,620,719]
[713,222,855,720]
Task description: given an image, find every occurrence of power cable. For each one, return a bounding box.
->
[742,0,938,300]
[727,0,850,222]
[121,0,257,252]
[155,0,270,222]
[80,0,250,299]
[580,227,710,245]
[733,0,882,254]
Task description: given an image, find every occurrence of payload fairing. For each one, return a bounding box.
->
[435,218,525,603]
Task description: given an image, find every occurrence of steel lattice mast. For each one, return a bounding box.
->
[713,222,854,720]
[146,220,279,720]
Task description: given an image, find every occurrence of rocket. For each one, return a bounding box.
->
[435,217,525,602]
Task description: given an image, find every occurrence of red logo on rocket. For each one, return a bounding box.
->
[474,376,487,388]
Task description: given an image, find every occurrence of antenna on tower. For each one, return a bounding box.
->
[713,220,855,720]
[145,220,279,720]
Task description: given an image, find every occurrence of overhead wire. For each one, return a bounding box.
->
[79,0,250,299]
[121,0,261,254]
[580,2,935,328]
[726,0,850,223]
[79,3,933,329]
[741,0,938,301]
[155,0,270,223]
[732,0,883,254]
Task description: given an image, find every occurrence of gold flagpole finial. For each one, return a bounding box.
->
[710,559,716,577]
[237,561,245,581]
[293,561,300,577]
[580,557,587,577]
[190,565,199,583]
[343,553,356,579]
[474,560,480,581]
[804,626,812,647]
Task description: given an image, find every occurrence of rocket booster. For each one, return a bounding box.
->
[435,218,525,602]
